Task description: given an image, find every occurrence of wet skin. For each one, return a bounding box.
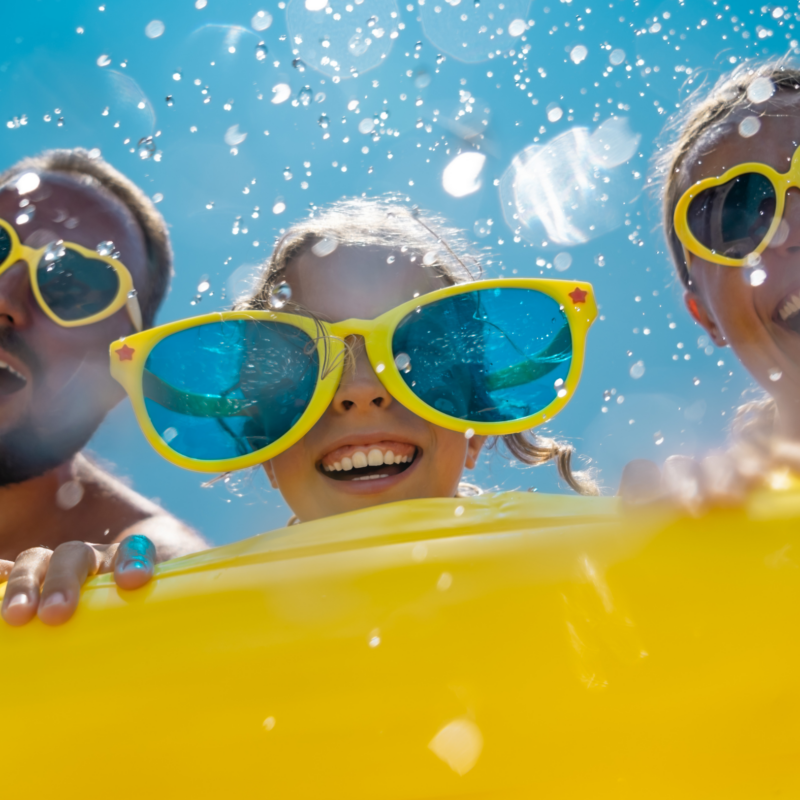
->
[263,244,486,523]
[682,95,800,440]
[0,171,205,625]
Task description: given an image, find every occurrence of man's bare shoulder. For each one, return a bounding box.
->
[75,454,209,559]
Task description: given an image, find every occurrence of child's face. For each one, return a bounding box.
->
[262,244,486,522]
[683,95,800,428]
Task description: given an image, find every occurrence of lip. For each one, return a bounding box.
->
[316,431,423,495]
[0,346,32,386]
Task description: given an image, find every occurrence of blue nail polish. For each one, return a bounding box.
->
[121,559,149,572]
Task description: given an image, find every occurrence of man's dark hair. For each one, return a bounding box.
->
[0,147,172,327]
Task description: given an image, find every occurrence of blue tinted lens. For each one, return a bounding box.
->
[0,227,11,265]
[392,288,572,423]
[143,320,319,461]
[37,249,120,321]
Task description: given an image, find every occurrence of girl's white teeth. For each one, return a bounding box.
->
[780,292,800,320]
[353,474,389,481]
[0,361,25,381]
[323,449,412,471]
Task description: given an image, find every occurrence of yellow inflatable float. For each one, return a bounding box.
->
[2,489,800,798]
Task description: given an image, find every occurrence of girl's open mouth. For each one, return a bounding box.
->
[318,441,418,482]
[0,361,28,397]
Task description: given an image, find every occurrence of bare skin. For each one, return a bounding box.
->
[263,244,486,523]
[0,171,205,625]
[622,93,800,505]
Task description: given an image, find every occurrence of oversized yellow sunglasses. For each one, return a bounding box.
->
[674,144,800,268]
[110,278,596,473]
[0,217,142,330]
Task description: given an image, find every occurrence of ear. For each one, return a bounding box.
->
[684,290,727,347]
[465,435,487,470]
[262,460,279,489]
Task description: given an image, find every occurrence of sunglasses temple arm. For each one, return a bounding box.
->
[127,291,143,332]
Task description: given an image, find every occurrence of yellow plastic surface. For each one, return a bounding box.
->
[2,490,800,798]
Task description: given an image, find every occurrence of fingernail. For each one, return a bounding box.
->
[40,592,66,609]
[6,594,29,609]
[121,559,148,572]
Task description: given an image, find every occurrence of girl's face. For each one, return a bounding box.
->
[263,244,486,522]
[683,95,800,434]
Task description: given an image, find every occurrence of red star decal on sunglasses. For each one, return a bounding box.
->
[115,344,135,361]
[568,287,588,304]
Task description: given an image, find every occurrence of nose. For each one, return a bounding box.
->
[0,260,32,328]
[331,336,393,414]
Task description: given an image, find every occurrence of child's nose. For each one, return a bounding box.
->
[331,337,393,413]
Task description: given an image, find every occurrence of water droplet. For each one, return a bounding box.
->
[255,42,268,61]
[747,77,775,104]
[318,114,330,128]
[369,634,381,647]
[770,368,783,382]
[306,0,328,9]
[144,19,165,39]
[165,95,174,107]
[629,360,645,379]
[437,572,452,591]
[442,152,485,198]
[283,167,293,180]
[262,716,276,731]
[414,70,431,89]
[554,252,572,271]
[738,116,761,138]
[454,505,465,517]
[750,267,767,286]
[15,206,35,225]
[348,32,371,56]
[297,86,312,106]
[311,237,338,257]
[97,54,111,67]
[272,200,286,215]
[474,219,492,238]
[163,427,178,443]
[609,48,625,65]
[96,240,116,256]
[268,281,292,309]
[42,240,67,265]
[395,352,412,373]
[546,104,563,123]
[358,117,375,135]
[172,71,182,81]
[197,280,210,293]
[654,432,664,445]
[56,480,84,510]
[16,172,40,195]
[195,0,207,8]
[570,45,588,64]
[464,428,474,439]
[508,18,527,36]
[252,10,273,31]
[137,136,156,160]
[152,193,163,203]
[594,254,606,267]
[224,124,247,146]
[271,83,291,104]
[422,251,438,266]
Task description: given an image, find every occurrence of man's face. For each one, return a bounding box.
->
[0,171,149,485]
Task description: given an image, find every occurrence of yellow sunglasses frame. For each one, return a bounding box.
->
[673,146,800,269]
[0,217,142,330]
[110,277,597,474]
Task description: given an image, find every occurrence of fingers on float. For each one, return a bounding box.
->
[113,534,156,591]
[37,541,101,626]
[1,547,53,626]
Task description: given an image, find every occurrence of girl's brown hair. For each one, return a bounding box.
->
[238,196,598,496]
[656,58,800,290]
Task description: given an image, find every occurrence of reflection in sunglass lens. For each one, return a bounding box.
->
[392,288,572,423]
[0,227,11,266]
[143,320,319,461]
[687,173,776,259]
[37,248,120,321]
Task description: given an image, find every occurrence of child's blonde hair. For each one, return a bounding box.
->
[238,196,598,496]
[656,57,800,289]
